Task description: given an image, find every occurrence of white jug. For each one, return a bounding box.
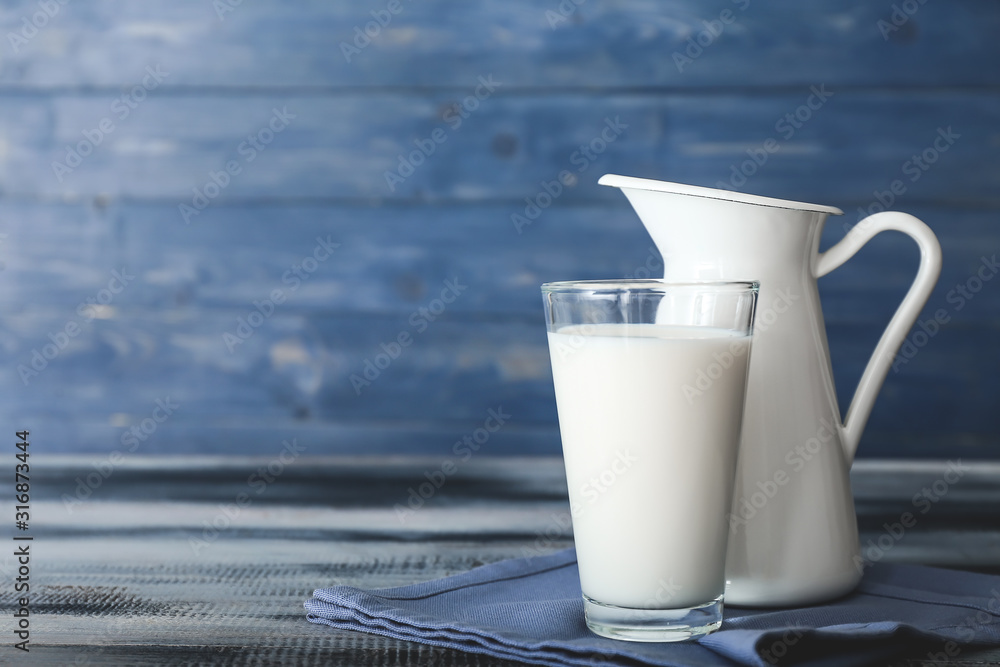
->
[600,174,942,606]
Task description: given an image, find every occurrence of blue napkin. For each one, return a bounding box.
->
[305,548,1000,666]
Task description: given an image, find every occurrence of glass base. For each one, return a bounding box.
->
[583,594,723,642]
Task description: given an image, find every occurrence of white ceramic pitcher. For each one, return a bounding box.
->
[599,174,942,607]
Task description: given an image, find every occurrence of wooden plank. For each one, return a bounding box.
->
[18,456,571,508]
[1,201,998,323]
[9,455,1000,547]
[1,313,997,457]
[3,305,997,422]
[4,313,556,416]
[15,455,1000,528]
[11,419,561,458]
[0,0,997,89]
[7,415,1000,459]
[10,537,544,667]
[0,92,994,202]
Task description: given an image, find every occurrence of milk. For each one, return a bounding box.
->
[547,323,751,609]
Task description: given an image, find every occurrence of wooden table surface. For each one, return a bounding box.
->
[4,456,1000,666]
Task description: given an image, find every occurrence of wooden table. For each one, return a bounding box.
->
[7,456,1000,666]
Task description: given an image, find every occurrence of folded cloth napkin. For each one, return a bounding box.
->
[305,548,1000,667]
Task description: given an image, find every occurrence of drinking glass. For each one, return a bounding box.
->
[541,280,758,641]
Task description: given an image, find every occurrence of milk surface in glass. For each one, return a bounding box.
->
[547,322,751,609]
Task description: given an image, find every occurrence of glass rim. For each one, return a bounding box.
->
[540,279,760,294]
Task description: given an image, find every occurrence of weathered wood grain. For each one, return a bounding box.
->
[0,0,995,462]
[0,92,993,202]
[0,1,997,89]
[7,415,1000,459]
[2,202,998,321]
[22,207,1000,332]
[10,537,545,667]
[2,457,1000,665]
[3,305,998,457]
[2,306,997,454]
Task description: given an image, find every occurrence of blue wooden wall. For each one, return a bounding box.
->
[2,0,998,458]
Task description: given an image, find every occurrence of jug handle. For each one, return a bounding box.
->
[814,212,942,463]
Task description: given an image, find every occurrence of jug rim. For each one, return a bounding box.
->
[599,174,843,216]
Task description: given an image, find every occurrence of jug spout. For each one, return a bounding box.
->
[597,174,842,228]
[598,174,842,281]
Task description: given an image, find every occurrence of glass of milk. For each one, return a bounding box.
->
[541,280,759,642]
